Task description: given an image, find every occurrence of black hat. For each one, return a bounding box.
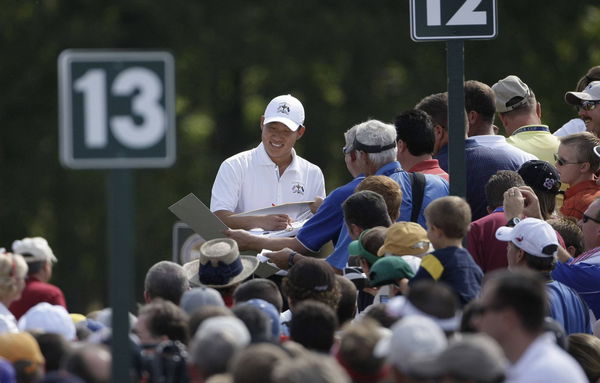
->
[517,160,561,194]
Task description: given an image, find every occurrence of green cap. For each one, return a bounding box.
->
[348,232,379,266]
[368,256,415,288]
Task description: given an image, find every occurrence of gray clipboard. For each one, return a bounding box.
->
[168,193,228,241]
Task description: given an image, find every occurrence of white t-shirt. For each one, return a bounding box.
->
[507,333,587,383]
[0,303,18,334]
[210,143,325,220]
[470,135,538,163]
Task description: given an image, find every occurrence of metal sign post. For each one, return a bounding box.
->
[58,50,176,383]
[410,0,497,197]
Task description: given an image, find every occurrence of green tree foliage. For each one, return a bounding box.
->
[0,0,598,313]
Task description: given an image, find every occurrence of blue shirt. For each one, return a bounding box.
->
[410,246,483,305]
[552,261,600,319]
[547,280,592,335]
[435,139,523,221]
[296,176,364,252]
[325,161,449,270]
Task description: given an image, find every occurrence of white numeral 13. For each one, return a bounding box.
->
[74,67,165,149]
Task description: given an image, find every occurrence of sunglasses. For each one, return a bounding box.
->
[576,100,600,112]
[342,146,353,155]
[583,214,600,224]
[554,153,584,166]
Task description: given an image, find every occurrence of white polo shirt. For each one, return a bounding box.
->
[506,333,587,383]
[210,143,325,220]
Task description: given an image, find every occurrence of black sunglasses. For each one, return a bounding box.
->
[576,100,600,112]
[583,214,600,224]
[554,153,584,167]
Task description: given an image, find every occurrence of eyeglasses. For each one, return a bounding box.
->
[554,153,584,166]
[576,100,600,112]
[583,214,600,224]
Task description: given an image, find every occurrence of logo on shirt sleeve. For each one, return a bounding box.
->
[292,182,305,195]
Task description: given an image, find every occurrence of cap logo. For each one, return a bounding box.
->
[516,236,524,242]
[292,182,305,195]
[277,102,291,115]
[313,284,329,291]
[543,178,556,190]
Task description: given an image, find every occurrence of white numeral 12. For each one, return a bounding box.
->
[426,0,486,26]
[74,67,166,149]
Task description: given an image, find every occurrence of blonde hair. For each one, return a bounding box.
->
[0,253,28,298]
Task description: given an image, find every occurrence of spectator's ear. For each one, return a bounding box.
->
[348,223,362,239]
[515,248,525,265]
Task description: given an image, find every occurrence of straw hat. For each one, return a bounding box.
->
[183,238,258,288]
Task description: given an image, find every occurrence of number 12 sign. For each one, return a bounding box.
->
[59,50,176,169]
[410,0,497,41]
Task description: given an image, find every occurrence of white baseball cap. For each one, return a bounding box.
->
[565,81,600,105]
[12,237,57,263]
[374,315,447,372]
[263,94,305,131]
[495,217,558,258]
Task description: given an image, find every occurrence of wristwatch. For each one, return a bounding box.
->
[507,217,521,227]
[288,251,297,268]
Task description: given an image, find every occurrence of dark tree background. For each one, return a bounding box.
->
[0,0,598,313]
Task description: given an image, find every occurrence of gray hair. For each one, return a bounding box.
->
[144,261,189,305]
[354,120,398,169]
[190,316,250,378]
[343,126,358,151]
[272,352,351,383]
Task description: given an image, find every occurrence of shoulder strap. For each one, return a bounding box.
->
[410,172,426,223]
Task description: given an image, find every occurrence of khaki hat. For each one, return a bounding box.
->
[183,238,258,288]
[377,222,432,257]
[565,81,600,105]
[492,75,532,113]
[0,332,45,369]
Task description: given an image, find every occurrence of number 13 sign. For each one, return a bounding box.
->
[59,50,176,169]
[410,0,497,41]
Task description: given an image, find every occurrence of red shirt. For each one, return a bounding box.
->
[561,180,600,220]
[408,159,449,181]
[467,211,509,272]
[9,277,66,319]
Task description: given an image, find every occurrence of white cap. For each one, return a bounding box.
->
[18,303,76,341]
[495,217,558,258]
[12,237,57,263]
[374,315,447,372]
[565,81,600,105]
[263,94,305,131]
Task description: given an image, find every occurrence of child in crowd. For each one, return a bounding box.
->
[410,196,483,305]
[556,132,600,220]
